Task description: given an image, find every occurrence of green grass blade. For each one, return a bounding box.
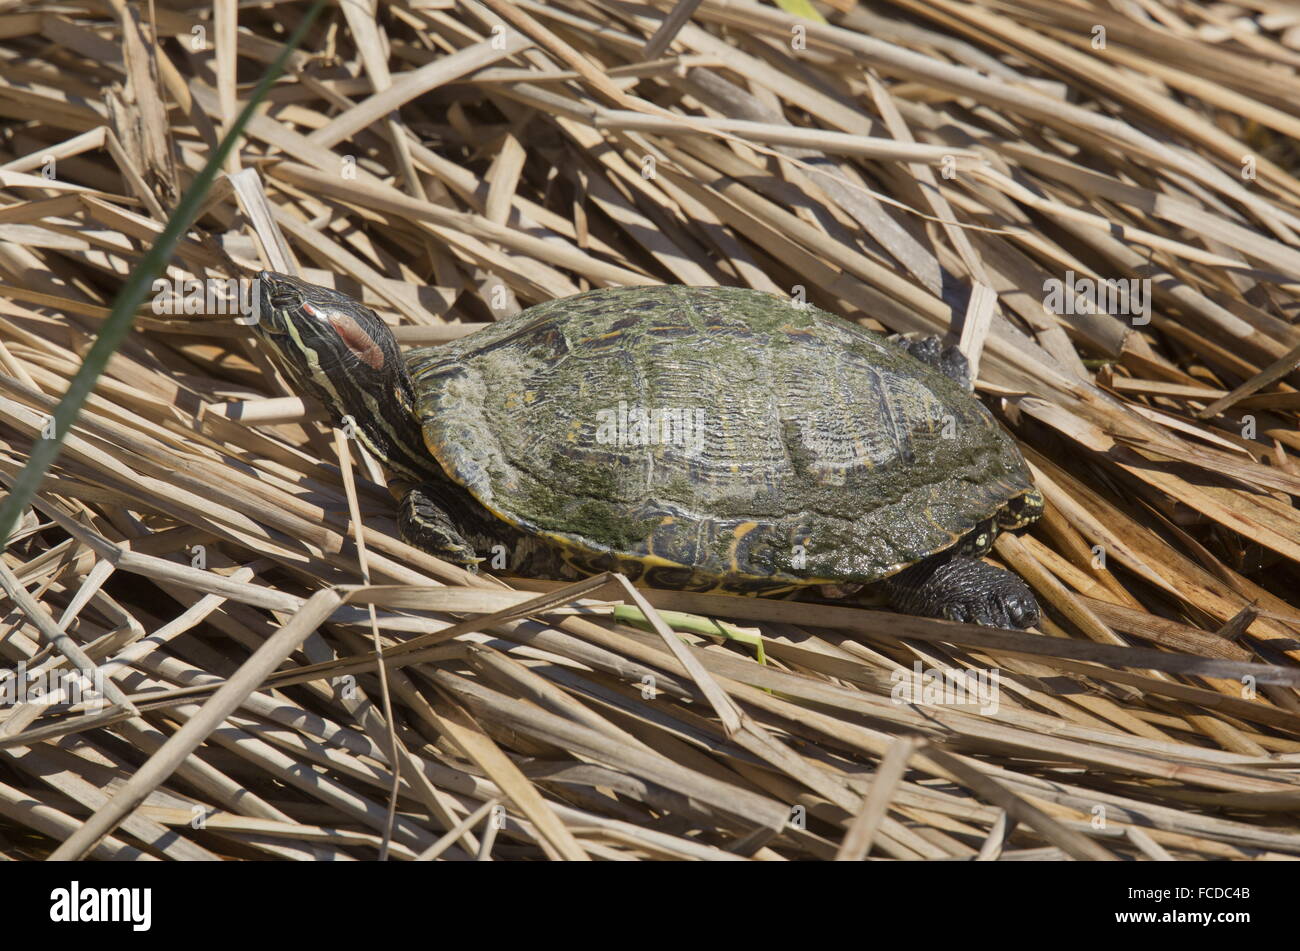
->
[0,0,328,546]
[614,604,768,664]
[773,0,826,24]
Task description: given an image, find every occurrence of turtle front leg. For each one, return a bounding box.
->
[397,481,577,580]
[887,333,971,390]
[879,555,1039,629]
[398,483,483,569]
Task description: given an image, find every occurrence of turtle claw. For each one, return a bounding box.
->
[887,333,972,390]
[941,586,1040,629]
[881,556,1040,630]
[399,483,483,569]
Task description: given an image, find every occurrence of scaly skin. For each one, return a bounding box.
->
[251,274,1044,628]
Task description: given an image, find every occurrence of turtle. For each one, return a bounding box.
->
[252,273,1044,629]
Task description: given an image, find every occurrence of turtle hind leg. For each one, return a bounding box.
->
[887,333,972,389]
[398,483,482,569]
[880,555,1039,629]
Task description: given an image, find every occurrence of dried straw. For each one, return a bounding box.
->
[0,0,1298,860]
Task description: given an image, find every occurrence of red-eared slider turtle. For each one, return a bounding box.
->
[253,274,1044,628]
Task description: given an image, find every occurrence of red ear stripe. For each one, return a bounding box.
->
[328,312,385,370]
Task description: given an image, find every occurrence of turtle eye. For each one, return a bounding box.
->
[323,308,385,371]
[264,279,301,309]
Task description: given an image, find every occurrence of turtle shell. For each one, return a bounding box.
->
[406,286,1037,587]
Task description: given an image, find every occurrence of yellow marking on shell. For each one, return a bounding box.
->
[536,521,835,589]
[621,551,682,570]
[417,426,713,576]
[541,518,867,590]
[416,424,894,591]
[537,528,688,570]
[726,520,760,573]
[728,573,849,586]
[921,506,962,547]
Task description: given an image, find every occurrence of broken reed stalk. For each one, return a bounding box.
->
[0,0,1297,861]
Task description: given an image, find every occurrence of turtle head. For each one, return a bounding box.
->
[252,271,432,481]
